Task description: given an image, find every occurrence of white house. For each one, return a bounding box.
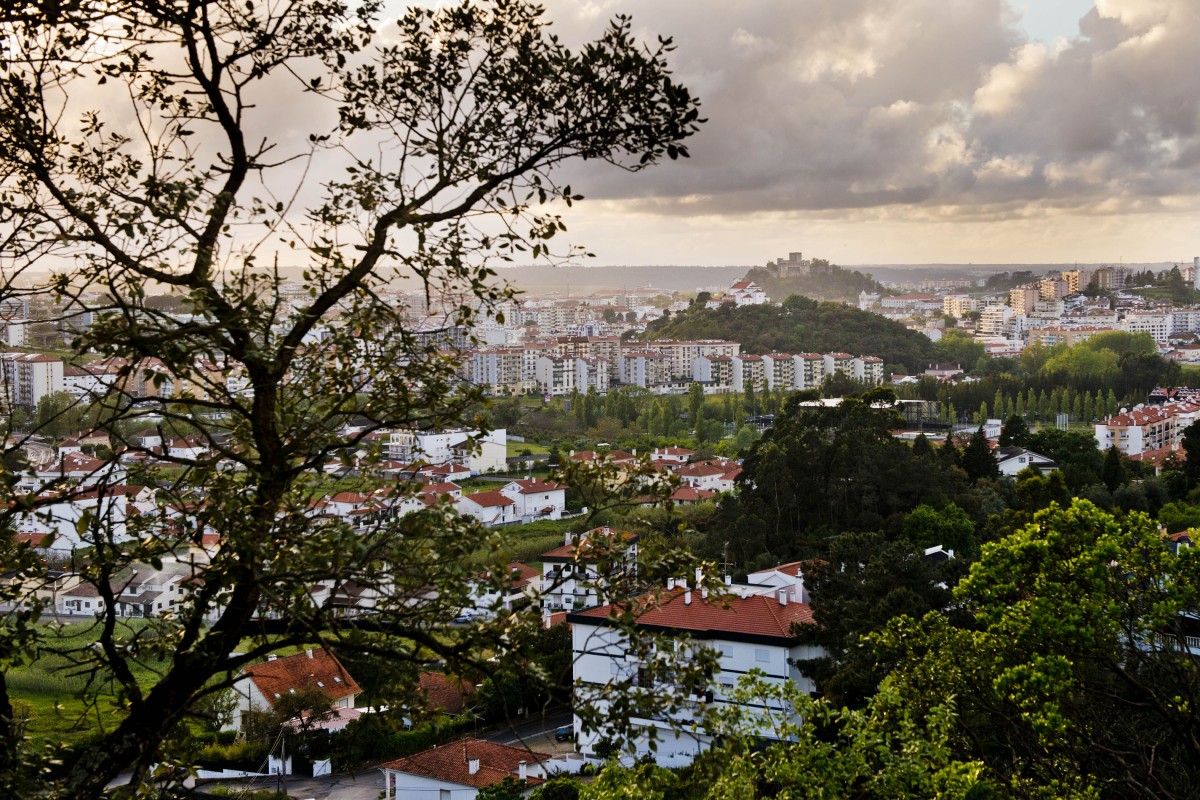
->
[380,738,558,800]
[568,584,821,767]
[498,477,567,523]
[13,487,131,552]
[455,491,520,527]
[994,446,1058,477]
[675,459,741,493]
[386,428,507,475]
[464,562,542,618]
[229,648,361,733]
[540,527,638,612]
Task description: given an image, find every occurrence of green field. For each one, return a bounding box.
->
[7,619,172,747]
[506,440,550,457]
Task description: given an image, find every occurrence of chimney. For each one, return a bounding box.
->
[701,587,708,600]
[468,759,480,775]
[684,590,692,605]
[667,577,675,590]
[777,587,788,606]
[694,567,703,586]
[306,648,314,659]
[518,761,527,781]
[565,532,572,547]
[724,575,732,586]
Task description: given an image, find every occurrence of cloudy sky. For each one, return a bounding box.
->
[520,0,1200,266]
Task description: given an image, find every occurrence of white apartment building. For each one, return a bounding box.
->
[731,355,765,392]
[692,355,734,393]
[821,353,855,380]
[540,527,638,612]
[852,356,885,385]
[1095,401,1200,456]
[385,428,506,474]
[1120,312,1173,345]
[469,348,525,394]
[942,295,978,318]
[574,356,610,395]
[761,354,796,391]
[569,579,820,767]
[793,353,825,390]
[620,351,671,388]
[535,355,576,397]
[978,305,1014,337]
[0,352,64,409]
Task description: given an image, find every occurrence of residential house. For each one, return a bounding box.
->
[727,280,767,306]
[456,491,520,527]
[540,527,638,611]
[380,738,554,800]
[994,446,1058,477]
[464,562,542,618]
[498,477,567,523]
[230,648,361,732]
[568,583,819,767]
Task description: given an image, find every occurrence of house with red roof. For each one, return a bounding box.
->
[568,583,820,767]
[499,477,567,523]
[380,738,556,800]
[455,490,519,527]
[463,562,543,618]
[540,527,638,612]
[230,648,361,732]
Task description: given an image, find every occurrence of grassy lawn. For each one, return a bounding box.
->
[8,619,172,747]
[507,440,550,457]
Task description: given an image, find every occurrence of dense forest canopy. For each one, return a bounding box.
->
[744,260,887,303]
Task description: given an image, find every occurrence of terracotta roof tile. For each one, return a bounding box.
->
[571,589,814,642]
[419,673,476,715]
[243,649,360,705]
[381,738,548,789]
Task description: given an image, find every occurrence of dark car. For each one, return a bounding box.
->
[554,725,573,743]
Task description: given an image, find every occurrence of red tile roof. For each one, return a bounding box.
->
[381,738,548,789]
[243,649,360,705]
[571,589,814,643]
[507,478,565,495]
[540,527,636,562]
[464,491,514,508]
[419,673,476,715]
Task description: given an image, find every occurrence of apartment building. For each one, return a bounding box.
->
[535,355,576,397]
[731,354,765,392]
[793,353,825,390]
[761,353,796,391]
[0,352,64,409]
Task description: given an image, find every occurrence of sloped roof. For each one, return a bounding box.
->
[541,526,637,562]
[506,478,565,495]
[570,589,814,644]
[464,491,514,508]
[381,738,548,789]
[419,673,476,715]
[243,649,360,705]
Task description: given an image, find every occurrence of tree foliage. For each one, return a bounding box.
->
[0,1,702,795]
[645,295,939,372]
[878,500,1200,800]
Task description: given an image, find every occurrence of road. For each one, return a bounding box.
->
[484,707,574,753]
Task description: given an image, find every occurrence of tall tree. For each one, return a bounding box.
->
[960,427,999,483]
[0,2,702,795]
[998,414,1031,447]
[878,500,1200,799]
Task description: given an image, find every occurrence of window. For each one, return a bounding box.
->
[718,643,733,658]
[755,648,770,663]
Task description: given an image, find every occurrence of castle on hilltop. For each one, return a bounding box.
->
[767,251,835,279]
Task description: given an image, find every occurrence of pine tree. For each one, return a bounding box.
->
[962,426,1000,482]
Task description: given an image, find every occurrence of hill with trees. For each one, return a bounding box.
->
[745,260,886,303]
[646,295,939,372]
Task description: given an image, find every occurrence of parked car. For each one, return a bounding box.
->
[554,725,573,743]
